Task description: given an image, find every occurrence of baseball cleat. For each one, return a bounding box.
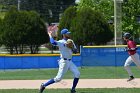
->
[71,89,76,93]
[127,76,134,82]
[39,83,45,93]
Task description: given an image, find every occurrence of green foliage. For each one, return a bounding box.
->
[58,6,77,39]
[1,8,49,54]
[59,6,77,29]
[21,0,75,23]
[77,0,114,44]
[75,7,113,45]
[24,11,49,54]
[1,8,18,54]
[0,12,5,19]
[59,6,113,45]
[0,18,1,24]
[77,0,114,20]
[122,0,140,37]
[0,18,3,46]
[1,0,75,23]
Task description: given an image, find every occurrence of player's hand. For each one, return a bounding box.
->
[48,31,53,37]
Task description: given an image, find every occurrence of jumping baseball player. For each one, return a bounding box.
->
[39,29,80,93]
[123,32,140,81]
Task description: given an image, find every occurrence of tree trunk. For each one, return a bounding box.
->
[9,47,14,54]
[51,45,53,54]
[30,45,33,54]
[35,45,39,54]
[15,45,18,54]
[19,44,24,54]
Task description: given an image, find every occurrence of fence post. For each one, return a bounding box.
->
[80,45,83,69]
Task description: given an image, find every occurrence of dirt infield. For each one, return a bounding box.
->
[0,79,140,89]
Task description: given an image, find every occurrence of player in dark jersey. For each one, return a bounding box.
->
[123,33,140,81]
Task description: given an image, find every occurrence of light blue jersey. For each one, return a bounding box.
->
[56,39,73,59]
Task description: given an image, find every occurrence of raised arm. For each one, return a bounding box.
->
[48,31,57,45]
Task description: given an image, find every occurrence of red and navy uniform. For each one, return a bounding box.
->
[127,40,137,55]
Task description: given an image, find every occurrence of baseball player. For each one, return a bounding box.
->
[123,32,140,81]
[39,29,80,93]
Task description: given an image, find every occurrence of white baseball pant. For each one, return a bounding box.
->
[54,59,80,82]
[124,53,140,76]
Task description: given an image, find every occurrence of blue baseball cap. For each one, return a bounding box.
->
[61,29,71,35]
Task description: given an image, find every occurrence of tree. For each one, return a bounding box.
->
[0,18,2,29]
[24,11,49,54]
[58,6,77,38]
[77,0,114,20]
[0,18,3,46]
[1,7,19,54]
[59,6,113,46]
[1,8,49,54]
[1,0,75,23]
[122,0,140,38]
[74,7,113,45]
[77,0,114,36]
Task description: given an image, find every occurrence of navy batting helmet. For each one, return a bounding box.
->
[123,32,131,39]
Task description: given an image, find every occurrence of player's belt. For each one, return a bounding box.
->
[63,58,71,61]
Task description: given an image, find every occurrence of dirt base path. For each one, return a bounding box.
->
[0,79,140,89]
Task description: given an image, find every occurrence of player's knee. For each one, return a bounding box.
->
[124,64,129,69]
[54,78,62,83]
[74,71,80,78]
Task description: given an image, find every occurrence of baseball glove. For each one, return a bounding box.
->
[66,39,74,49]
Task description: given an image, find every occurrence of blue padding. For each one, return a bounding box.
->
[0,46,139,69]
[21,57,39,69]
[4,57,22,69]
[72,56,82,66]
[39,56,60,68]
[81,47,139,66]
[0,56,81,69]
[0,57,5,69]
[81,48,116,66]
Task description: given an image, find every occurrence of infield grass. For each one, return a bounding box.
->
[0,66,140,80]
[0,88,140,93]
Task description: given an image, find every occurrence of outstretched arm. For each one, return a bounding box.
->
[48,31,57,45]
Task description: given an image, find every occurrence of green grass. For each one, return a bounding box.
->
[0,88,140,93]
[0,66,140,80]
